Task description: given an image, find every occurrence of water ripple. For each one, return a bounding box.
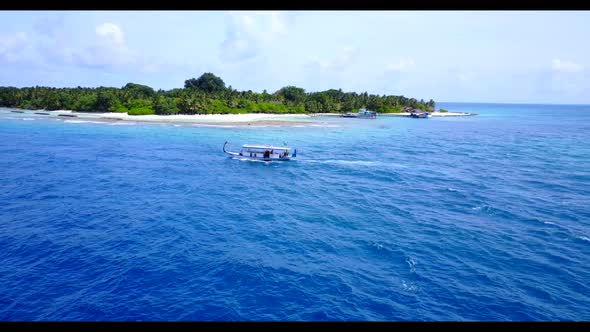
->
[1,104,589,321]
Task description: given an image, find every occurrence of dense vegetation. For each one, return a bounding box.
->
[0,73,436,115]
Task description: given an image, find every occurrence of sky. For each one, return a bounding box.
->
[0,11,589,104]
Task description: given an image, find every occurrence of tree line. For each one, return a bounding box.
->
[0,72,436,115]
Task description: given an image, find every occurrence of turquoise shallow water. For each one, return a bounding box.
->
[0,103,589,321]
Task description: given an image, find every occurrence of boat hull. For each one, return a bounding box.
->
[410,113,431,118]
[225,152,292,161]
[341,114,377,119]
[223,141,295,161]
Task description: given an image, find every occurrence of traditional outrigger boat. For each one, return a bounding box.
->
[223,142,297,161]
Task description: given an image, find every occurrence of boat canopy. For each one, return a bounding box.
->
[242,145,290,150]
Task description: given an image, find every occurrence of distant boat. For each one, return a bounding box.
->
[341,108,377,119]
[223,142,296,161]
[409,109,432,118]
[11,110,25,113]
[35,112,50,115]
[58,114,78,117]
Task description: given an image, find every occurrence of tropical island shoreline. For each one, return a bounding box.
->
[4,108,475,127]
[0,72,477,123]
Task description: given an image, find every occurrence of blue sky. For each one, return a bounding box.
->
[0,11,588,104]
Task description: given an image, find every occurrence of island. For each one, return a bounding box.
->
[0,72,473,125]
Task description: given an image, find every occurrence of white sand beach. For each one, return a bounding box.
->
[43,111,314,126]
[94,112,311,122]
[30,110,476,126]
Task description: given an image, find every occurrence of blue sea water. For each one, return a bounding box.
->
[0,103,589,321]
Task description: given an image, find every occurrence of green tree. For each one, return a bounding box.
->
[154,96,179,115]
[122,83,155,99]
[184,73,226,93]
[275,86,306,105]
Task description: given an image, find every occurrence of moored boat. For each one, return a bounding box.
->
[409,109,432,118]
[341,108,377,119]
[223,142,296,161]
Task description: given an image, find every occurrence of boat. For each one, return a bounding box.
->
[58,114,78,117]
[341,108,377,119]
[223,142,296,161]
[409,110,432,118]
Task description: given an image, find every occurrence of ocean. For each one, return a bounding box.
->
[0,103,589,321]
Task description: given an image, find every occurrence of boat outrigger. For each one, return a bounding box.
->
[223,142,297,161]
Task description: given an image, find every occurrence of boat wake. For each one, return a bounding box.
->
[232,157,272,164]
[303,159,405,169]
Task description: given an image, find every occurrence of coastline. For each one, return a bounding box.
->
[0,109,322,127]
[36,110,316,126]
[2,108,476,126]
[309,112,476,117]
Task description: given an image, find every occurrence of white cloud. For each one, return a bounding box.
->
[378,58,417,94]
[268,11,287,36]
[219,11,289,63]
[309,46,357,71]
[552,59,582,73]
[34,19,135,69]
[32,18,174,76]
[534,59,587,98]
[34,17,73,65]
[96,23,125,46]
[0,32,27,63]
[69,23,133,68]
[304,46,360,91]
[386,58,415,72]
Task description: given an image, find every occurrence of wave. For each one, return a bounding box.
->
[232,157,271,164]
[304,159,405,169]
[406,256,417,273]
[22,118,35,121]
[192,124,237,128]
[64,120,104,124]
[401,280,419,292]
[109,122,136,126]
